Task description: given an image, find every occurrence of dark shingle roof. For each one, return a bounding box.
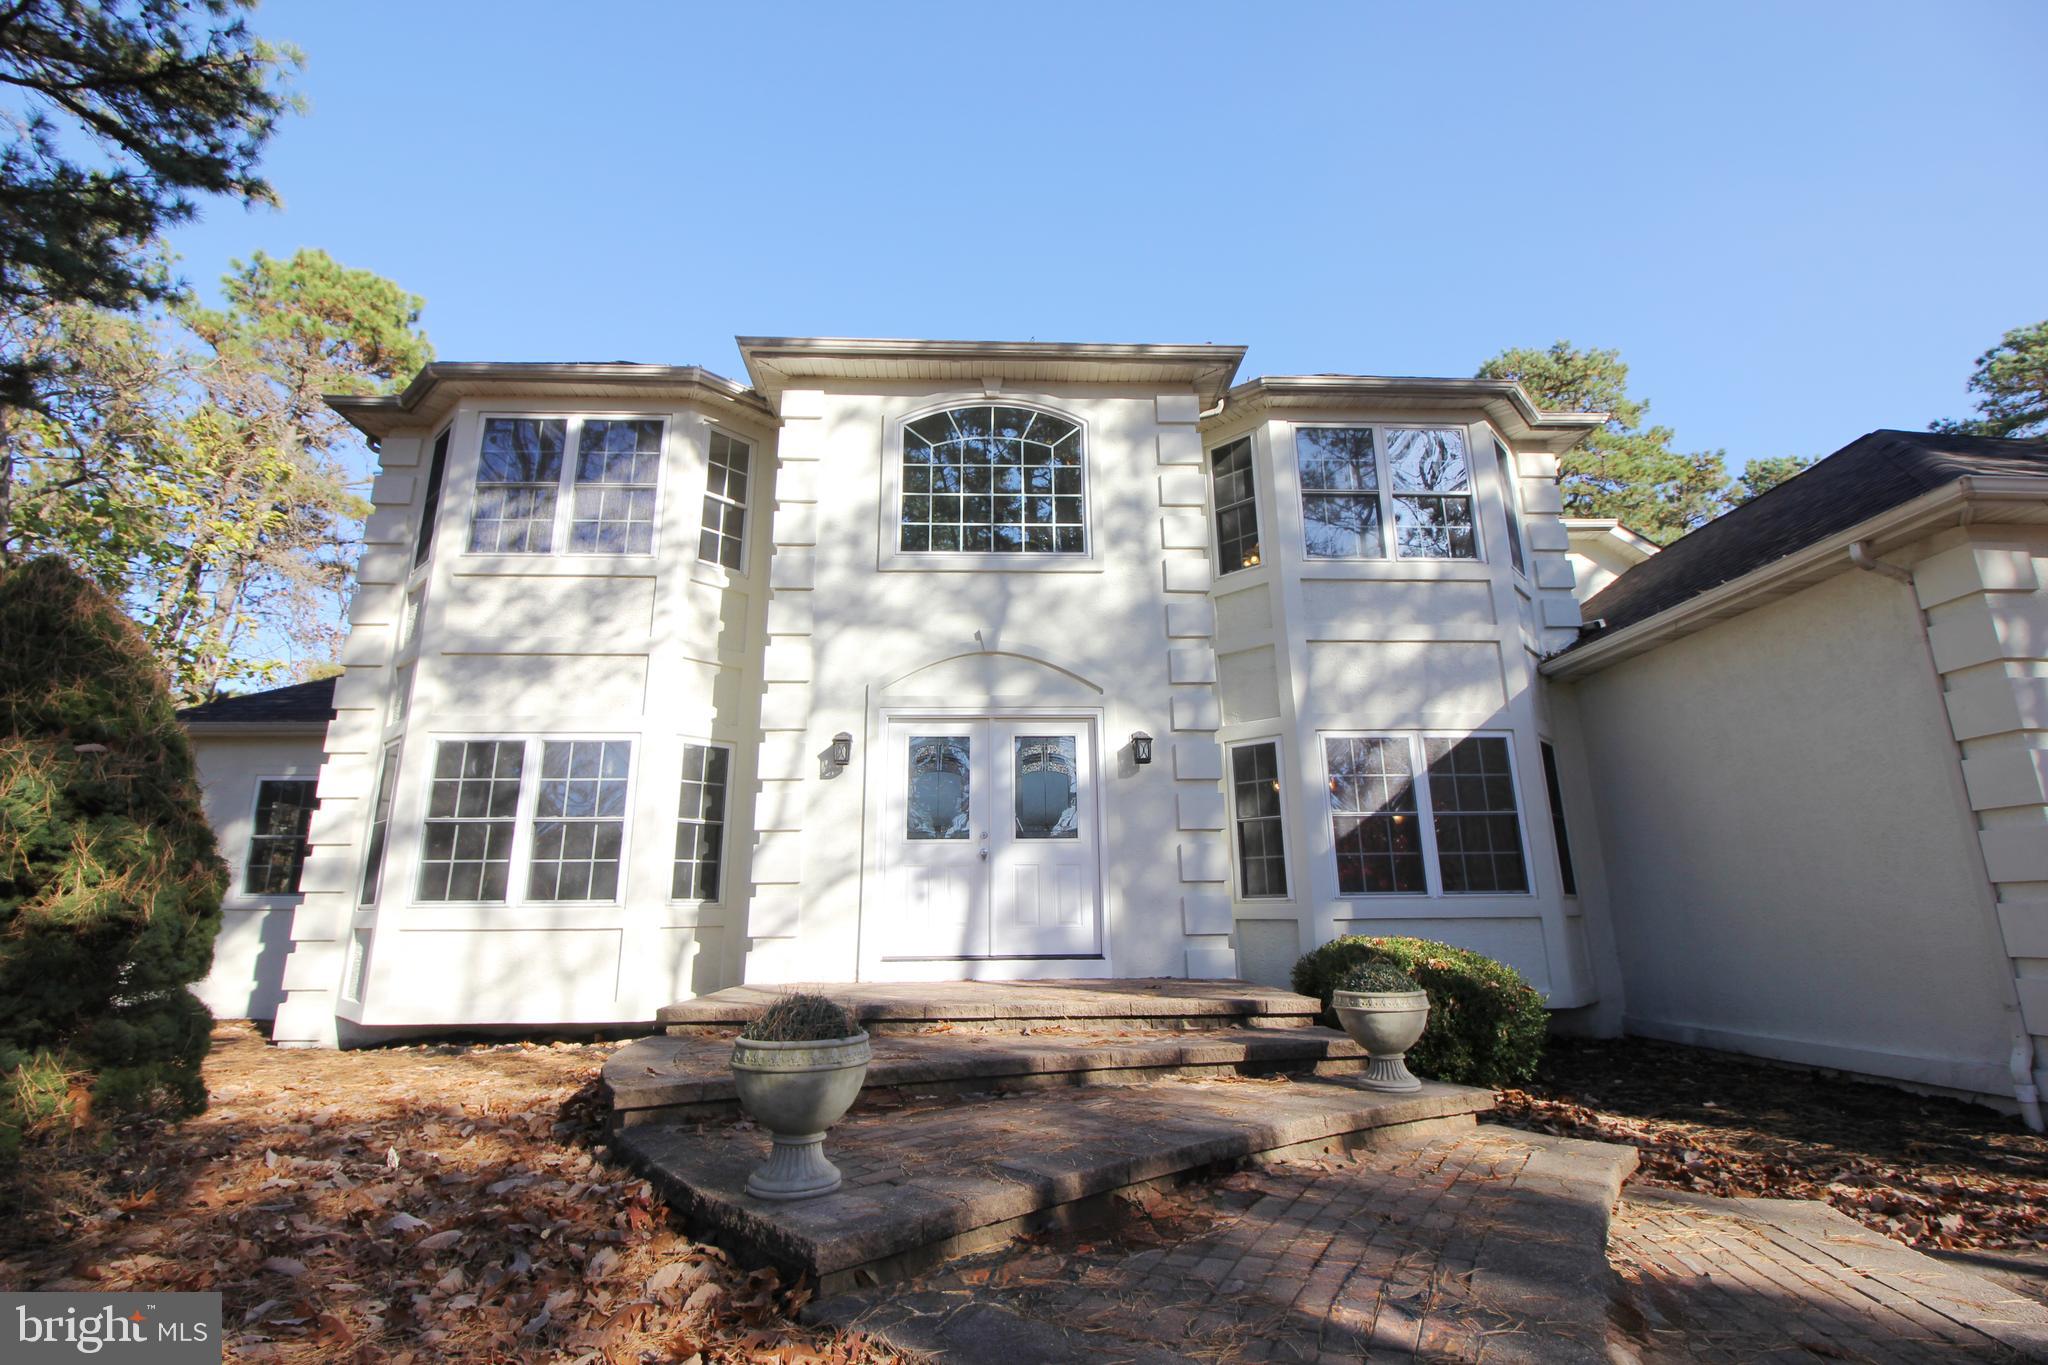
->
[1576,429,2048,644]
[177,676,337,725]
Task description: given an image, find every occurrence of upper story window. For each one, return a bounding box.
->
[1210,436,1261,574]
[413,429,450,567]
[900,405,1085,554]
[1493,438,1526,575]
[1295,425,1482,562]
[699,430,750,570]
[468,416,666,556]
[571,420,663,553]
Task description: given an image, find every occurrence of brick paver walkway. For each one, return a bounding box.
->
[813,1127,1629,1363]
[1609,1186,2048,1363]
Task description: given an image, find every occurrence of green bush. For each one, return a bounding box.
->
[1293,936,1547,1087]
[0,558,227,1159]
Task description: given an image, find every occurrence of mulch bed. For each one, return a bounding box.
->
[0,1022,920,1363]
[1494,1036,2048,1253]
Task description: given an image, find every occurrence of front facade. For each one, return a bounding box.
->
[184,339,1612,1049]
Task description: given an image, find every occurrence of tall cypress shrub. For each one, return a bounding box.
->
[0,558,226,1157]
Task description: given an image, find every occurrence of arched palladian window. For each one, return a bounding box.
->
[900,405,1086,554]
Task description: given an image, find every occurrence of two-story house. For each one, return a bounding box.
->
[181,338,1608,1051]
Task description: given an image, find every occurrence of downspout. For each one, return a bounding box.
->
[1851,539,2046,1130]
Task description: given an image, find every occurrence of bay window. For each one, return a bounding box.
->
[469,415,667,557]
[1323,733,1529,896]
[1295,425,1483,561]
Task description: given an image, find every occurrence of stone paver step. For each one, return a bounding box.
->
[656,978,1321,1035]
[616,1073,1494,1295]
[605,1024,1371,1124]
[805,1125,1639,1364]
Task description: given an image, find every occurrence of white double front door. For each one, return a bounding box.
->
[881,716,1102,961]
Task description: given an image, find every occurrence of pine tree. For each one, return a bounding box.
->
[0,557,227,1159]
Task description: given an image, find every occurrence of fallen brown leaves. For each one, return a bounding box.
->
[0,1022,921,1364]
[1494,1037,2048,1253]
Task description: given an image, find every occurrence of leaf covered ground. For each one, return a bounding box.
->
[0,1022,919,1364]
[1495,1036,2048,1253]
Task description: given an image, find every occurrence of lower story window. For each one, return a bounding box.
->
[1229,741,1288,898]
[528,740,632,901]
[672,742,730,899]
[1540,740,1578,896]
[418,740,524,902]
[246,778,317,895]
[1323,733,1529,896]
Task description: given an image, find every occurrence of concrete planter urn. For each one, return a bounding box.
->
[1331,988,1431,1092]
[730,1013,870,1201]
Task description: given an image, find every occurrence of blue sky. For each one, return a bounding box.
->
[166,1,2047,472]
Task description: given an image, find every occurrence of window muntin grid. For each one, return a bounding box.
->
[245,778,317,896]
[1323,737,1426,894]
[1386,427,1477,560]
[470,418,565,553]
[672,742,730,901]
[1296,427,1384,559]
[1230,741,1288,899]
[418,740,524,902]
[527,740,632,902]
[1210,436,1261,574]
[1493,438,1526,575]
[360,745,401,906]
[900,405,1085,555]
[698,430,750,571]
[1424,736,1528,893]
[570,419,662,554]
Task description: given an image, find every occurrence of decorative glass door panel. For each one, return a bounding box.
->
[884,718,1100,960]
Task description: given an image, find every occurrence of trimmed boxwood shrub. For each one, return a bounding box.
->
[0,558,227,1160]
[1292,936,1546,1087]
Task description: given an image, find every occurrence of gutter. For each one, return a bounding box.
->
[178,721,332,738]
[1849,540,2047,1131]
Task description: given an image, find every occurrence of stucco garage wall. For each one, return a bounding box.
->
[1567,562,2017,1099]
[189,732,327,1020]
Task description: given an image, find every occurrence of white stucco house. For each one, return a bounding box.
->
[175,338,2048,1127]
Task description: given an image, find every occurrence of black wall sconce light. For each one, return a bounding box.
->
[829,732,854,767]
[1130,731,1154,765]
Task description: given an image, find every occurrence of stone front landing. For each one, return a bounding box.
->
[655,978,1323,1034]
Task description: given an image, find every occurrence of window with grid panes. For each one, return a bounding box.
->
[245,778,316,895]
[469,418,565,553]
[1540,740,1577,895]
[1210,436,1261,574]
[900,405,1085,554]
[418,741,524,901]
[1230,741,1288,898]
[1493,439,1526,574]
[527,740,631,901]
[698,431,749,570]
[1296,427,1383,558]
[571,419,661,553]
[1386,427,1478,559]
[1424,736,1528,893]
[360,745,400,905]
[1323,737,1427,894]
[672,743,730,899]
[414,429,450,566]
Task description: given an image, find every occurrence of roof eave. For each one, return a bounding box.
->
[1541,476,2048,680]
[178,720,332,737]
[325,362,772,440]
[734,336,1249,408]
[1211,375,1607,455]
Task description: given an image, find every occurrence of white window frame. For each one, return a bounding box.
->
[1489,429,1528,579]
[1226,738,1292,901]
[696,424,753,575]
[878,398,1100,573]
[463,413,669,560]
[1209,434,1264,576]
[241,772,318,902]
[411,733,639,908]
[668,736,735,905]
[1293,422,1487,565]
[1320,730,1533,899]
